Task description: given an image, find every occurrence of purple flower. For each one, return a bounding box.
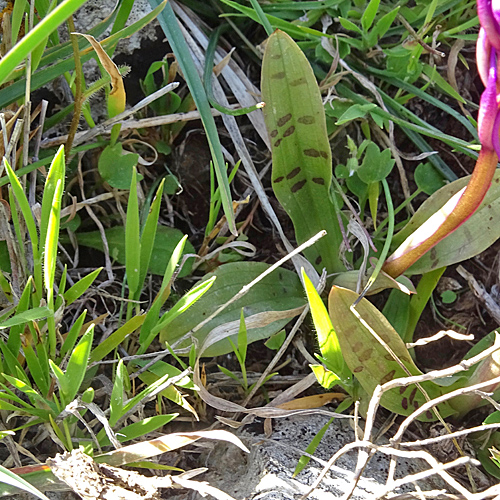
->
[477,0,500,156]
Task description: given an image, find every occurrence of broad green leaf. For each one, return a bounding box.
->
[261,30,343,273]
[66,226,194,278]
[328,286,456,420]
[381,289,410,339]
[392,171,500,275]
[161,262,306,357]
[98,143,140,189]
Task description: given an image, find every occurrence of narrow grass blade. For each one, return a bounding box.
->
[125,168,141,296]
[0,464,50,500]
[149,0,236,235]
[138,180,164,293]
[0,0,88,85]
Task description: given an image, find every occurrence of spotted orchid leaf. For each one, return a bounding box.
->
[261,30,343,274]
[328,286,457,420]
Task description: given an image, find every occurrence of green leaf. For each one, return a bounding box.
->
[310,364,340,390]
[161,262,306,357]
[63,268,102,306]
[393,171,500,275]
[99,414,177,447]
[0,464,50,500]
[328,286,456,420]
[67,226,194,278]
[361,0,380,32]
[302,269,349,384]
[338,17,363,34]
[261,29,343,273]
[89,315,145,364]
[414,162,446,195]
[150,0,236,234]
[125,168,141,295]
[60,311,87,360]
[138,236,189,352]
[61,326,94,405]
[0,307,52,329]
[357,142,395,184]
[139,179,165,293]
[264,330,286,350]
[98,143,140,189]
[335,104,377,125]
[0,0,88,86]
[110,360,127,427]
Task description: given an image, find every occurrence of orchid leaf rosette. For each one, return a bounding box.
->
[381,0,499,278]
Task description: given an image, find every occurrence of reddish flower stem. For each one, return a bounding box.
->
[382,148,498,278]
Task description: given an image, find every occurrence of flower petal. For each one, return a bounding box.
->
[477,28,492,87]
[478,0,500,49]
[478,56,498,149]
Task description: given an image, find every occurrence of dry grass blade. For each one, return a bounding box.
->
[95,429,249,467]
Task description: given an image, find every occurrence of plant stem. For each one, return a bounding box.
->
[383,148,498,277]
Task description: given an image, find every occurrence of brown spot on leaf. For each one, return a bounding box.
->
[286,167,300,180]
[277,113,292,127]
[380,370,396,384]
[291,180,307,193]
[385,354,393,361]
[320,151,329,159]
[298,115,315,124]
[315,256,322,265]
[272,72,286,79]
[399,386,406,395]
[273,176,284,183]
[426,410,433,420]
[312,177,325,185]
[270,129,278,138]
[290,76,307,86]
[303,149,321,157]
[352,341,363,353]
[409,387,417,404]
[359,348,373,362]
[354,366,364,373]
[401,398,408,410]
[414,400,419,409]
[274,139,282,147]
[430,247,437,261]
[283,125,295,137]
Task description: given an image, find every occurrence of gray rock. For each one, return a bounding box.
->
[200,415,450,500]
